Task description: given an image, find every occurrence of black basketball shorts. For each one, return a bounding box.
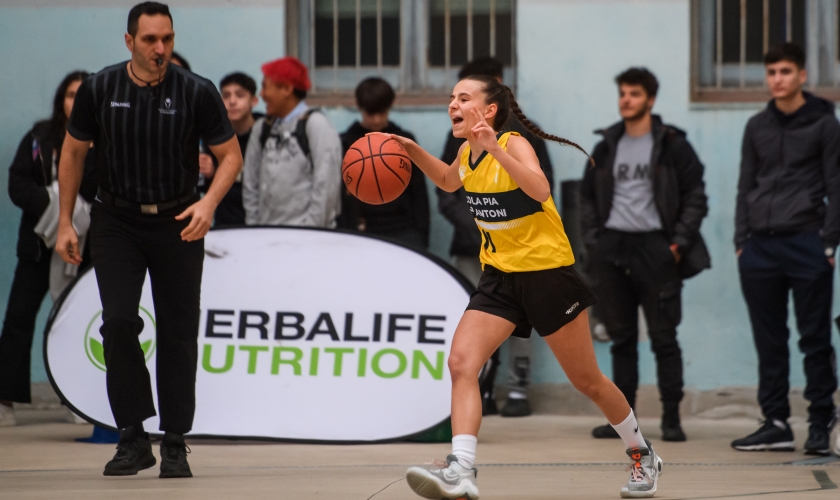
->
[466,264,597,338]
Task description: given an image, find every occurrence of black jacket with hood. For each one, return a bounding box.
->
[735,92,840,252]
[8,121,97,262]
[580,115,710,279]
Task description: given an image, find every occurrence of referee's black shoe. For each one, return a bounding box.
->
[159,433,192,478]
[103,426,156,476]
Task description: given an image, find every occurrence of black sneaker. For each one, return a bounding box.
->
[592,423,620,439]
[500,397,532,417]
[661,413,687,442]
[804,422,831,456]
[731,419,794,451]
[103,427,156,476]
[159,434,192,478]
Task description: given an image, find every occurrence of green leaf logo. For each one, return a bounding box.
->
[84,308,156,371]
[89,338,106,367]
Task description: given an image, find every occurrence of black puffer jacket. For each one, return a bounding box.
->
[580,115,710,279]
[8,121,97,261]
[735,92,840,251]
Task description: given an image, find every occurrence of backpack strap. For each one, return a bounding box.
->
[257,108,321,160]
[292,108,320,159]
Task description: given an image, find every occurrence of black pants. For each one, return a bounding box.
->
[593,229,684,414]
[90,202,204,434]
[0,250,51,403]
[738,231,837,426]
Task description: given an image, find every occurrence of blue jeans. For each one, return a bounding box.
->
[739,231,838,425]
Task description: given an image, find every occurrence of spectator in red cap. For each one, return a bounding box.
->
[242,57,342,227]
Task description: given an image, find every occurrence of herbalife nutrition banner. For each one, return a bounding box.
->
[45,227,470,442]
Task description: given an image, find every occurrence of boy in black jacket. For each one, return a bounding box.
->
[580,68,709,442]
[733,44,840,455]
[339,78,429,249]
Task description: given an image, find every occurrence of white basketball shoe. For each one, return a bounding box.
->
[406,454,479,499]
[621,439,663,498]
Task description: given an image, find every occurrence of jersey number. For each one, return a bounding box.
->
[482,230,497,253]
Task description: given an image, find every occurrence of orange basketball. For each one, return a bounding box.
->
[342,133,412,205]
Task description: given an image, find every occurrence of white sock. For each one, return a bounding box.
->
[611,410,647,450]
[451,434,477,469]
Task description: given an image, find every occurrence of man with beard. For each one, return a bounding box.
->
[580,67,709,442]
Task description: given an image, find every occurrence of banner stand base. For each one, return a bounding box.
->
[76,426,120,444]
[406,419,452,443]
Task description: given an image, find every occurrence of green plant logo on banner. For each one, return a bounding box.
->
[83,307,157,371]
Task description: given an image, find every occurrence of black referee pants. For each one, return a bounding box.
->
[90,202,204,434]
[592,229,684,415]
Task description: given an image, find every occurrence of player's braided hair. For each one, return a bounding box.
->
[464,75,594,167]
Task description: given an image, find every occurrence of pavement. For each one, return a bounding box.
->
[1,414,838,499]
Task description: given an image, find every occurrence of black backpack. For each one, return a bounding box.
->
[258,109,320,158]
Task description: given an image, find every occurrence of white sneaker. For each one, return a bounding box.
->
[0,404,16,427]
[831,415,840,457]
[621,440,663,498]
[406,454,480,500]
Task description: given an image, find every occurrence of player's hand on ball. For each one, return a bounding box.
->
[387,134,416,149]
[176,199,214,242]
[470,108,499,152]
[56,222,82,265]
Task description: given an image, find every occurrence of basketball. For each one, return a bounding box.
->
[342,133,412,205]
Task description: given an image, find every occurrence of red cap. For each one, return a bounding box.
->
[261,57,311,91]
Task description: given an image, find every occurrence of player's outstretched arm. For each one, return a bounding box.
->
[389,134,463,192]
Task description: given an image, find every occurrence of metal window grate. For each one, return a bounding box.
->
[693,0,840,101]
[290,0,517,98]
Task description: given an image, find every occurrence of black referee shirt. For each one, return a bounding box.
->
[68,61,234,204]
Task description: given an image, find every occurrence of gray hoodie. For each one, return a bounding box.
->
[242,105,342,227]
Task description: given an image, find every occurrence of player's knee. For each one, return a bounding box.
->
[570,373,607,400]
[448,351,480,382]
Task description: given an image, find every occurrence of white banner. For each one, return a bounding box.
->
[45,227,470,442]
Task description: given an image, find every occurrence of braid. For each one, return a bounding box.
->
[505,86,594,167]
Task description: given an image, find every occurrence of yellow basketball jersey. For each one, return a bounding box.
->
[459,132,575,272]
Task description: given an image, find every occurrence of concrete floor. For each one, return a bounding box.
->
[1,415,838,499]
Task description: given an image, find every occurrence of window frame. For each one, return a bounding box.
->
[286,0,517,106]
[690,0,840,102]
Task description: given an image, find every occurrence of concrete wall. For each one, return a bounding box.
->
[0,0,836,396]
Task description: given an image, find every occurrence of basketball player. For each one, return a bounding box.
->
[389,76,663,499]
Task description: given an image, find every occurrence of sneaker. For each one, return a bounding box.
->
[621,439,663,498]
[731,419,794,451]
[592,423,620,439]
[406,454,479,500]
[500,397,531,417]
[804,422,831,456]
[831,416,840,457]
[0,404,15,427]
[103,427,156,476]
[159,434,192,478]
[661,413,686,442]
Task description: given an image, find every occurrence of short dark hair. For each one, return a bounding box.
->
[764,43,806,69]
[354,77,395,114]
[293,88,307,101]
[458,57,504,80]
[615,67,659,98]
[220,72,257,96]
[127,2,172,37]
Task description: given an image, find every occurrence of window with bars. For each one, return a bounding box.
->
[286,0,517,102]
[692,0,840,101]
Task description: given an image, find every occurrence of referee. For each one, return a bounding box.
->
[56,2,242,478]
